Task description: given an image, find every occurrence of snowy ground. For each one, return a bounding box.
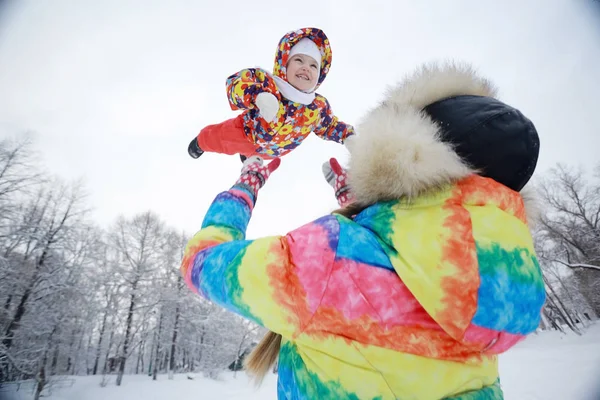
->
[3,322,600,400]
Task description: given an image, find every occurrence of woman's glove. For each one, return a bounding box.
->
[322,158,354,208]
[231,156,281,208]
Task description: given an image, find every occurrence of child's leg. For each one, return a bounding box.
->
[196,115,260,157]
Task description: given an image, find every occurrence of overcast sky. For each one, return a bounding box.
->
[0,0,599,238]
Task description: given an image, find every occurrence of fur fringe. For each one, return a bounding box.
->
[347,61,497,206]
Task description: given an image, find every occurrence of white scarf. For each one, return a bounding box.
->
[272,75,316,105]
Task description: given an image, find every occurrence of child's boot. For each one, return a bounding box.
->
[188,137,204,159]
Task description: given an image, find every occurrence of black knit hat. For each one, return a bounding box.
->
[422,95,540,192]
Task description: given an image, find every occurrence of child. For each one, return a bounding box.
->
[187,27,355,161]
[180,62,545,399]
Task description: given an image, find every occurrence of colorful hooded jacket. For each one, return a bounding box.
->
[225,28,355,158]
[180,174,546,400]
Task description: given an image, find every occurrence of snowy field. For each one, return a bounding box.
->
[3,322,600,400]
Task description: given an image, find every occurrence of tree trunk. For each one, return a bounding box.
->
[50,344,59,375]
[168,306,180,380]
[4,283,33,350]
[135,346,142,375]
[34,327,57,400]
[550,270,592,329]
[102,329,115,374]
[544,291,566,333]
[116,286,137,386]
[71,328,85,376]
[65,327,77,374]
[152,311,164,381]
[34,356,47,400]
[3,245,50,351]
[182,349,188,372]
[540,308,550,331]
[161,351,168,372]
[543,275,580,333]
[140,339,145,375]
[198,329,205,365]
[136,337,147,375]
[85,330,94,375]
[233,331,249,379]
[4,294,12,311]
[93,309,109,375]
[147,331,156,376]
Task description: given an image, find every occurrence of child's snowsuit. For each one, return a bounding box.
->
[196,28,355,159]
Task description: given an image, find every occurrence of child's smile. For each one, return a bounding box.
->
[286,54,319,92]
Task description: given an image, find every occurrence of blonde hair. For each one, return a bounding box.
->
[244,331,282,384]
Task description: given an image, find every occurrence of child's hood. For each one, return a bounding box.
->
[273,27,332,92]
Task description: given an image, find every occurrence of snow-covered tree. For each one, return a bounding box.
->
[536,163,600,319]
[1,176,90,383]
[109,211,166,386]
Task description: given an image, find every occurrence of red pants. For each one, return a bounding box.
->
[196,115,272,159]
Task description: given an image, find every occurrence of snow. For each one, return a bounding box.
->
[498,322,600,400]
[0,373,276,400]
[3,322,600,400]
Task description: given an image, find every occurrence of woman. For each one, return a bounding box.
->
[180,62,545,399]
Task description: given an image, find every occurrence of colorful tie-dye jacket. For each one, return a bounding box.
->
[225,27,355,158]
[180,174,545,400]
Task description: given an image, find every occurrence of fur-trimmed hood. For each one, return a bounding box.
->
[346,61,541,225]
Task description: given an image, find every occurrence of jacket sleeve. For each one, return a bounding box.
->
[313,97,356,144]
[225,68,281,111]
[180,188,335,338]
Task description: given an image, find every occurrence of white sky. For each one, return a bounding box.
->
[1,0,599,238]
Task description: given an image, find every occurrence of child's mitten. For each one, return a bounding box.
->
[255,92,280,123]
[231,156,281,208]
[322,158,355,208]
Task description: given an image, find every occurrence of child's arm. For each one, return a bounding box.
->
[313,97,356,144]
[226,68,281,111]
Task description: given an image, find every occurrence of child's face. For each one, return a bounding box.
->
[286,54,319,92]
